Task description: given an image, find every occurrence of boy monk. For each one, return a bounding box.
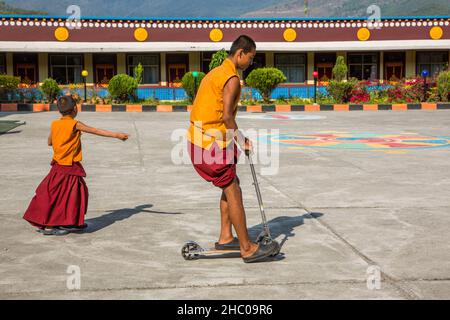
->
[187,35,278,263]
[23,95,129,235]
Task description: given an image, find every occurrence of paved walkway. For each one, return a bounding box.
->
[0,110,449,299]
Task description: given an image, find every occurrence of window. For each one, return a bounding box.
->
[93,54,116,84]
[127,54,160,84]
[384,52,405,81]
[275,53,306,83]
[14,53,38,84]
[417,52,449,77]
[201,52,214,73]
[49,54,83,84]
[348,53,379,80]
[166,54,189,84]
[0,54,6,74]
[315,53,336,82]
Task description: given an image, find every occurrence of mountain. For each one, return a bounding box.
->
[3,0,450,18]
[0,0,46,15]
[2,0,278,18]
[243,0,450,18]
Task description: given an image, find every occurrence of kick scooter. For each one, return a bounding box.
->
[181,150,281,260]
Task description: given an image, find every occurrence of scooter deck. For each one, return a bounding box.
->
[181,241,241,260]
[193,248,241,255]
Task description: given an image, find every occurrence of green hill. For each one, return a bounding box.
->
[0,0,46,15]
[244,0,450,18]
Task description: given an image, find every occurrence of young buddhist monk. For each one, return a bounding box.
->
[187,35,278,263]
[23,95,129,235]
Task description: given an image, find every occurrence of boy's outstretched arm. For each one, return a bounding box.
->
[48,131,52,146]
[76,121,129,141]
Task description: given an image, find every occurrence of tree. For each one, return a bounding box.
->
[40,78,61,103]
[436,70,450,102]
[133,63,143,85]
[182,72,206,102]
[328,56,354,103]
[209,49,228,71]
[332,56,348,82]
[245,68,287,103]
[108,74,138,103]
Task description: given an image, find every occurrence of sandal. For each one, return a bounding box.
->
[242,241,278,263]
[36,227,69,236]
[215,237,240,250]
[59,224,88,232]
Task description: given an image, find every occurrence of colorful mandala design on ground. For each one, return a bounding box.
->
[267,133,450,150]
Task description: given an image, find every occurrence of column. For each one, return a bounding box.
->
[116,53,126,74]
[405,51,416,78]
[6,53,13,76]
[160,52,166,85]
[38,53,48,82]
[189,52,200,72]
[83,53,94,84]
[265,52,274,67]
[306,52,314,84]
[379,51,384,82]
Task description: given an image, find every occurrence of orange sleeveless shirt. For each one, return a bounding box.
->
[51,117,82,166]
[187,58,240,150]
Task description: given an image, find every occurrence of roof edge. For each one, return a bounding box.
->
[0,14,449,21]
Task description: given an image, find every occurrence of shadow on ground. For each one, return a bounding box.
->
[248,212,324,250]
[82,204,184,233]
[0,130,22,135]
[194,212,324,262]
[0,120,25,135]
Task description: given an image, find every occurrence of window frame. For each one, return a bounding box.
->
[347,52,380,80]
[48,54,84,85]
[126,53,160,84]
[274,53,307,83]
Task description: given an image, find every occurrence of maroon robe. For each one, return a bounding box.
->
[23,160,88,228]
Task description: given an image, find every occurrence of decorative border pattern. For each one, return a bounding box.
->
[1,103,449,112]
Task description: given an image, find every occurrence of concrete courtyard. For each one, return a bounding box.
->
[0,109,449,299]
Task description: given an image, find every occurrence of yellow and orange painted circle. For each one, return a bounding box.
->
[54,27,69,41]
[357,28,371,41]
[134,28,148,42]
[283,28,297,42]
[209,29,223,42]
[430,26,443,40]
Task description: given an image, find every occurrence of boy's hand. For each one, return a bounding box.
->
[116,133,129,141]
[242,137,253,156]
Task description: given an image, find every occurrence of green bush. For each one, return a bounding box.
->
[327,78,358,103]
[0,74,20,90]
[245,68,287,103]
[369,90,390,104]
[333,56,348,82]
[436,71,450,102]
[40,78,61,103]
[181,71,206,102]
[108,74,138,103]
[209,49,228,71]
[0,74,20,102]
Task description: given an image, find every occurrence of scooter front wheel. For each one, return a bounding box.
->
[270,240,281,257]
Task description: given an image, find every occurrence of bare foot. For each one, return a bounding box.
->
[218,236,235,244]
[241,242,259,258]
